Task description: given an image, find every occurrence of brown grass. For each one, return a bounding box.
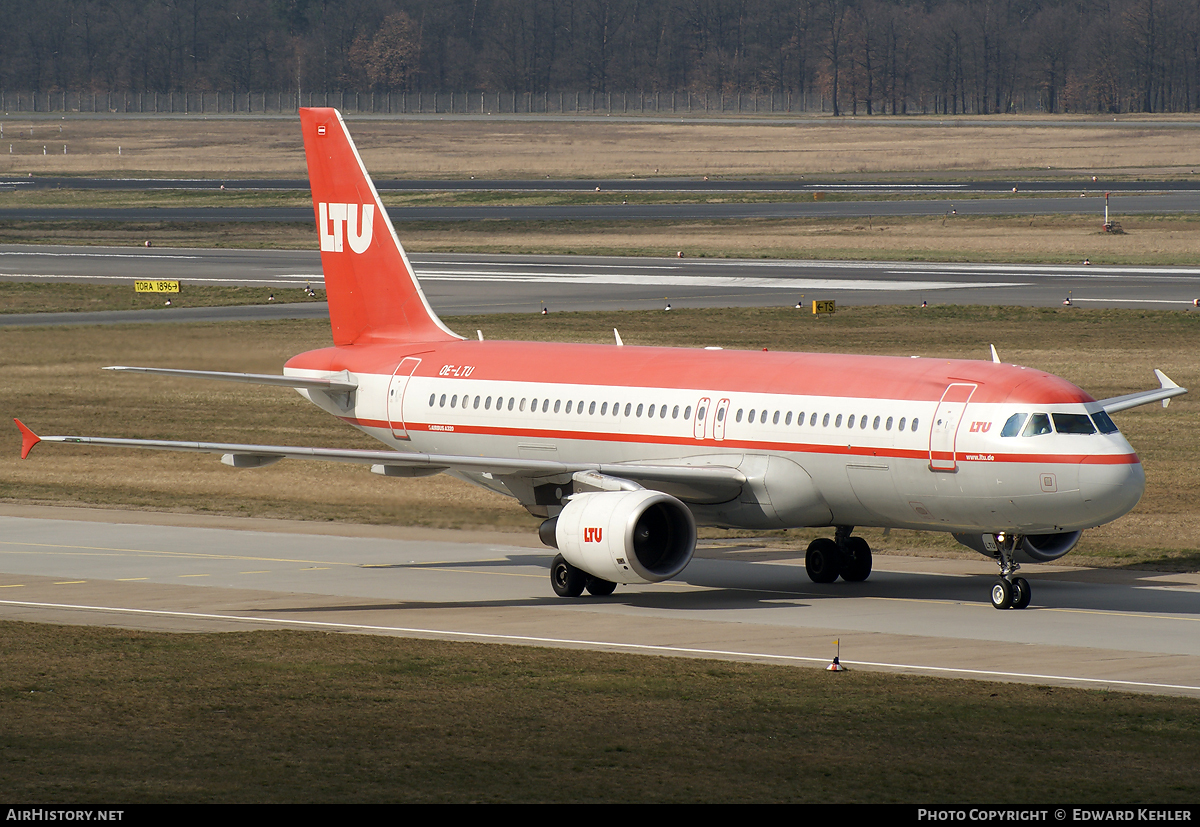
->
[3,116,1200,178]
[4,214,1200,267]
[4,621,1198,803]
[2,305,1197,568]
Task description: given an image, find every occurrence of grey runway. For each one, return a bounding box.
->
[2,507,1197,697]
[2,245,1199,324]
[3,191,1198,223]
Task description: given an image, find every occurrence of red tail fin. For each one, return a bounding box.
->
[299,108,461,346]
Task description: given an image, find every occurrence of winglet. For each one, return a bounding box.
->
[1155,369,1180,408]
[14,419,41,459]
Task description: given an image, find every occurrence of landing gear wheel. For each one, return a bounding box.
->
[841,536,873,582]
[1011,577,1031,610]
[990,578,1014,610]
[805,538,842,584]
[551,554,586,597]
[585,576,617,597]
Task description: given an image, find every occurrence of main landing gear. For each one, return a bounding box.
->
[805,526,873,584]
[550,554,617,598]
[989,533,1032,610]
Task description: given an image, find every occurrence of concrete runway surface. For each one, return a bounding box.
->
[2,505,1198,698]
[3,246,1200,323]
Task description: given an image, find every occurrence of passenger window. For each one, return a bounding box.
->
[1022,413,1052,437]
[542,399,550,413]
[861,416,868,429]
[785,412,792,425]
[1000,413,1027,437]
[773,411,780,425]
[810,413,817,426]
[1053,413,1096,435]
[886,416,893,430]
[520,398,527,412]
[429,394,435,407]
[835,414,843,427]
[624,403,632,417]
[822,413,830,427]
[648,404,655,418]
[760,410,767,424]
[873,416,880,430]
[1092,410,1119,434]
[911,418,919,432]
[898,417,905,431]
[451,395,458,408]
[508,398,515,411]
[717,407,726,422]
[684,406,692,419]
[554,400,562,413]
[474,396,481,409]
[439,394,447,407]
[673,405,680,419]
[589,401,596,415]
[748,408,756,423]
[847,414,855,428]
[636,403,644,417]
[660,406,667,419]
[797,411,804,425]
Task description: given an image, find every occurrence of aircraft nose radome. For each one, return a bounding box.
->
[1080,461,1145,523]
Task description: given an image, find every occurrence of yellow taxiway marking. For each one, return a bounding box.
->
[0,583,25,588]
[54,580,86,585]
[178,574,209,578]
[116,577,148,581]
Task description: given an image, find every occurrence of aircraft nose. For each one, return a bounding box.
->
[1080,460,1145,522]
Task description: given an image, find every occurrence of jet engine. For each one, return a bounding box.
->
[953,530,1083,563]
[540,490,696,584]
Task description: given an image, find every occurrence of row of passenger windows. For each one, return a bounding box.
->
[1001,411,1118,437]
[426,391,920,433]
[430,392,694,420]
[735,408,919,433]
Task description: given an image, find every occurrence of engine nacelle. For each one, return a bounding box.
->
[953,530,1083,563]
[544,490,696,585]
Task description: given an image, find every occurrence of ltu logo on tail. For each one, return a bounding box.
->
[319,203,374,253]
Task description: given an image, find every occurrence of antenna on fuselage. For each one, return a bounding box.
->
[990,344,1001,364]
[614,329,624,346]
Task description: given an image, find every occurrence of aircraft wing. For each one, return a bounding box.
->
[13,420,747,501]
[1097,369,1187,413]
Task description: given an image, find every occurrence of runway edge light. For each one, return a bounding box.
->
[827,638,847,672]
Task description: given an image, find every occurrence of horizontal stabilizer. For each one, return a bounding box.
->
[104,366,358,393]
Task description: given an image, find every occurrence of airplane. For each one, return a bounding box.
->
[14,108,1188,611]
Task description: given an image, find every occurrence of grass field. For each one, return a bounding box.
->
[2,621,1198,803]
[3,301,1197,570]
[3,116,1200,178]
[5,214,1200,266]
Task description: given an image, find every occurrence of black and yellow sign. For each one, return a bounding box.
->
[812,300,836,315]
[134,280,180,293]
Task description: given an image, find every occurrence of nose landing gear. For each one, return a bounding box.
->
[990,533,1032,610]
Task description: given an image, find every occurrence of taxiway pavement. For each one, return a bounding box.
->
[2,505,1198,698]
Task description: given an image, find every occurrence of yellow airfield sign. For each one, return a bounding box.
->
[134,280,180,293]
[812,300,836,315]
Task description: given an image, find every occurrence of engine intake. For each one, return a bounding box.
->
[953,530,1083,563]
[542,490,696,584]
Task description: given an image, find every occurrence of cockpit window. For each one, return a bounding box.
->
[1021,413,1052,437]
[1052,413,1096,435]
[1000,413,1027,437]
[1092,410,1119,434]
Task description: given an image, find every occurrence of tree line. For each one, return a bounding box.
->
[3,0,1199,115]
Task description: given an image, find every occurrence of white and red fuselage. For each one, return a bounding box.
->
[285,340,1144,537]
